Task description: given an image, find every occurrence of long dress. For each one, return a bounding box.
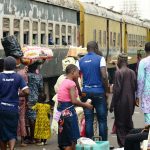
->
[111,67,136,147]
[17,69,28,137]
[27,73,43,121]
[32,103,51,139]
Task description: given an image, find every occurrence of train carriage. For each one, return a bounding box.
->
[0,0,79,77]
[0,0,150,96]
[79,2,150,68]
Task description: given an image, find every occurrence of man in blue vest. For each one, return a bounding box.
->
[77,41,109,140]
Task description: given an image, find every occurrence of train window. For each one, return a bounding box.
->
[14,19,20,42]
[68,26,72,45]
[137,35,140,46]
[128,34,130,46]
[99,30,102,46]
[118,33,120,46]
[132,35,134,47]
[41,23,46,45]
[136,35,138,46]
[110,32,112,46]
[48,23,54,45]
[3,18,10,37]
[23,21,29,45]
[32,21,38,45]
[133,35,136,47]
[142,36,145,46]
[113,32,116,47]
[74,26,76,45]
[55,24,60,45]
[62,25,67,45]
[14,31,20,42]
[103,31,106,47]
[93,29,96,41]
[130,35,132,46]
[130,34,133,47]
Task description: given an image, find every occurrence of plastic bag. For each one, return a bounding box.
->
[1,35,23,58]
[80,117,86,137]
[77,137,96,145]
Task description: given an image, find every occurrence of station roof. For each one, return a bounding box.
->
[31,0,80,11]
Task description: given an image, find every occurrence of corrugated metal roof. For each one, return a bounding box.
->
[31,0,80,11]
[80,2,122,21]
[123,15,150,28]
[81,2,150,28]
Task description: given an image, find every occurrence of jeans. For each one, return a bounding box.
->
[82,93,107,140]
[124,128,148,150]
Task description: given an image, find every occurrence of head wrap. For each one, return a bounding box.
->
[4,56,16,71]
[118,53,128,62]
[62,57,76,71]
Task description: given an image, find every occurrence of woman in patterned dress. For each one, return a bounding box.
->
[27,63,43,143]
[32,91,51,145]
[17,66,28,146]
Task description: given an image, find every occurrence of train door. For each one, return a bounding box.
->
[106,19,109,62]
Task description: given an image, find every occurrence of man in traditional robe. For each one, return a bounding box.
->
[110,53,137,147]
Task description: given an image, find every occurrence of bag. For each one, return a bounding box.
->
[80,117,86,137]
[1,35,23,58]
[53,109,61,122]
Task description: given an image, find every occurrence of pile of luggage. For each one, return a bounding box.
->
[1,35,53,66]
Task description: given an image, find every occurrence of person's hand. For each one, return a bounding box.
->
[106,92,109,98]
[85,102,93,110]
[135,98,139,107]
[109,107,114,113]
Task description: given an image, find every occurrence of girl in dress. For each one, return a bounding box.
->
[32,91,51,145]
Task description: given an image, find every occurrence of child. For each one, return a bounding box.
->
[32,92,51,145]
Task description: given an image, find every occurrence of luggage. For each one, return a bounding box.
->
[1,35,23,58]
[76,141,109,150]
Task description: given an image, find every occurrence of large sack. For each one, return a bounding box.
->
[1,35,23,58]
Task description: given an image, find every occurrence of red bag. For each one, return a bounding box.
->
[80,117,86,137]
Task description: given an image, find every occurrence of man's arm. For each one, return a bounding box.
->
[101,66,109,93]
[19,87,29,97]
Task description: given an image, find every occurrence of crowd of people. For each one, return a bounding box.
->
[0,41,150,150]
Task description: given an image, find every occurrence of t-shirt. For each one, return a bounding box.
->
[76,56,106,69]
[57,78,78,102]
[78,52,106,93]
[0,71,28,112]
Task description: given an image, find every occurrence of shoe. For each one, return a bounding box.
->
[20,143,27,147]
[110,145,115,149]
[37,142,45,146]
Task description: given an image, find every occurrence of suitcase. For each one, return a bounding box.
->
[76,141,109,150]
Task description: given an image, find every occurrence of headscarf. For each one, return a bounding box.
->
[62,57,76,71]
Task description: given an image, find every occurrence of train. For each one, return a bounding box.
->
[0,0,150,95]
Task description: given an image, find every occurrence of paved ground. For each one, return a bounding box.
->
[15,95,144,150]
